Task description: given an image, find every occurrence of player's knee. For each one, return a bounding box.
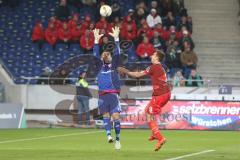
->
[103,112,110,118]
[112,112,120,120]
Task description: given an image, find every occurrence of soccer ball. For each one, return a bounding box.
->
[100,5,112,17]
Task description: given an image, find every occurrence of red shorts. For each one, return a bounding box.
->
[145,92,171,115]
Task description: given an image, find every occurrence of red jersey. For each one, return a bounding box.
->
[144,63,170,96]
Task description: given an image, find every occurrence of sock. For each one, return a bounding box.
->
[148,121,163,140]
[114,120,121,141]
[103,117,111,136]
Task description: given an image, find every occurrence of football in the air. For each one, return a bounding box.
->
[100,5,112,17]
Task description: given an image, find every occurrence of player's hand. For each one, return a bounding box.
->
[93,28,104,44]
[109,26,120,41]
[117,67,129,75]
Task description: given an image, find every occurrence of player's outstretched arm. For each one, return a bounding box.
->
[93,28,104,57]
[117,67,146,78]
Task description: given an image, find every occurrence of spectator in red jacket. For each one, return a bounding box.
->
[58,22,72,48]
[95,16,112,33]
[121,24,137,41]
[154,22,169,40]
[122,15,137,32]
[32,21,45,50]
[45,22,58,49]
[137,23,153,39]
[80,29,94,52]
[49,16,62,30]
[81,15,92,31]
[68,13,79,30]
[136,36,155,59]
[111,16,122,29]
[166,25,182,41]
[71,23,83,42]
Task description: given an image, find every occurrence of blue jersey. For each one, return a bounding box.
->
[93,41,121,94]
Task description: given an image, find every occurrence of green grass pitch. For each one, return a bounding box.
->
[0,128,239,160]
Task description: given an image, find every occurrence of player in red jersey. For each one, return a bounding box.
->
[118,50,171,151]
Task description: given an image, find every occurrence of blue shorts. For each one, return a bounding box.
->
[98,93,121,115]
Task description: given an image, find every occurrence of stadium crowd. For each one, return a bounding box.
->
[31,0,203,87]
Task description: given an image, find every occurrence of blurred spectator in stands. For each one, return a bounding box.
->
[45,23,58,50]
[136,22,153,44]
[180,43,198,77]
[112,17,122,28]
[68,0,83,14]
[99,36,110,53]
[178,30,194,50]
[166,26,182,41]
[173,70,185,87]
[150,31,166,51]
[55,0,70,21]
[49,16,62,30]
[110,2,121,21]
[163,11,176,30]
[127,9,135,19]
[82,0,97,6]
[96,16,112,34]
[80,29,94,52]
[71,23,82,42]
[122,16,137,31]
[172,0,185,16]
[138,22,153,39]
[177,16,192,33]
[136,36,155,59]
[165,42,182,77]
[146,8,162,28]
[160,0,172,16]
[186,69,203,87]
[136,1,148,13]
[121,24,137,41]
[32,21,45,50]
[58,22,72,48]
[68,13,79,30]
[135,8,147,29]
[149,1,161,15]
[154,22,169,40]
[121,16,137,40]
[81,15,92,30]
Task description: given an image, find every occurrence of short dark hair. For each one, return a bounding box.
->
[156,50,165,61]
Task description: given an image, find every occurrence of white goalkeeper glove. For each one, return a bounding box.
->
[109,26,120,42]
[93,28,104,44]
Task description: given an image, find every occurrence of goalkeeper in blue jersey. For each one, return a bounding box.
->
[93,27,122,150]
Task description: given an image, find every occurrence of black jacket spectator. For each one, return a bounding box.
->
[150,31,166,51]
[178,30,195,50]
[55,0,70,21]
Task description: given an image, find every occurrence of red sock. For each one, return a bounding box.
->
[148,121,163,140]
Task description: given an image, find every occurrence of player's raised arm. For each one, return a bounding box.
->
[109,26,120,55]
[118,67,147,78]
[93,28,104,57]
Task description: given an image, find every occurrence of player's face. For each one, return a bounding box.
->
[101,52,112,64]
[151,52,159,64]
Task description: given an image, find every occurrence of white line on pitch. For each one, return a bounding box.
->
[165,150,216,160]
[0,130,103,144]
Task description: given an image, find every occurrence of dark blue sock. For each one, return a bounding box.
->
[103,117,111,136]
[114,120,121,141]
